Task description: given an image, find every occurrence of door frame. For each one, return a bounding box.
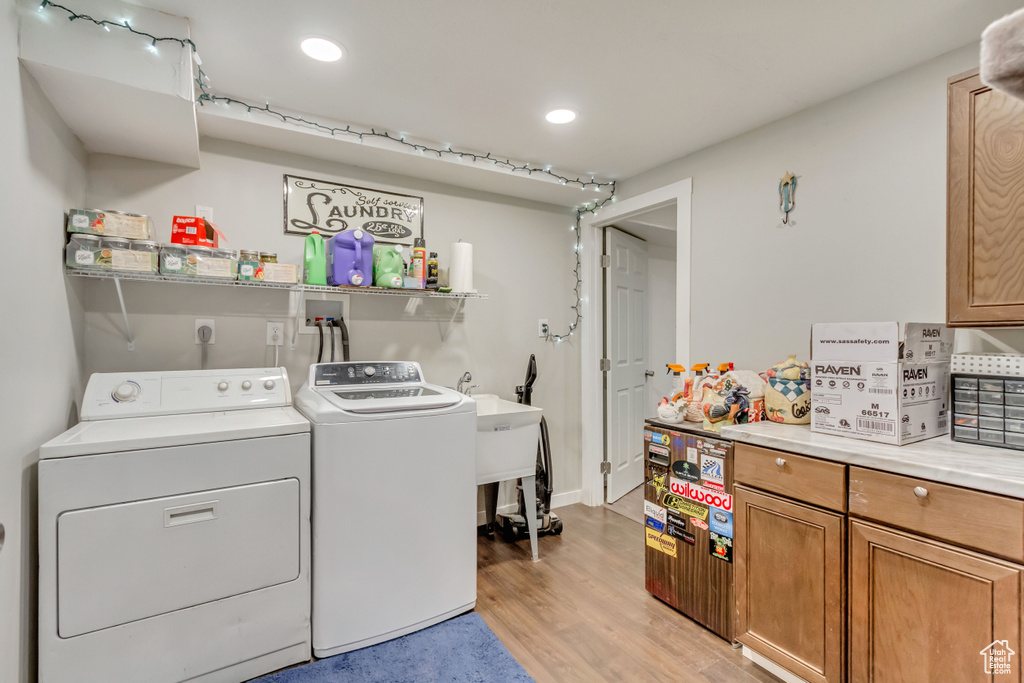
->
[580,178,692,507]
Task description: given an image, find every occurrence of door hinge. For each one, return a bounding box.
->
[601,254,610,268]
[600,358,611,372]
[600,461,611,474]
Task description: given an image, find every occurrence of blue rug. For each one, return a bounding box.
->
[254,613,533,682]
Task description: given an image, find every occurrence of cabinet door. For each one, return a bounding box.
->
[735,485,845,683]
[948,70,1024,325]
[850,519,1023,682]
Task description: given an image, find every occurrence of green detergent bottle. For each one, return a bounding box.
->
[373,244,405,288]
[304,231,327,286]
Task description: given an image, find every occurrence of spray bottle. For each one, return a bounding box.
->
[410,237,426,289]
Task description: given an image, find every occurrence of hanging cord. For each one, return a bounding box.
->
[333,318,350,362]
[328,320,336,362]
[314,320,325,363]
[197,324,212,370]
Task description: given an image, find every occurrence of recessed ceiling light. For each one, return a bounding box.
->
[545,109,577,124]
[301,37,344,62]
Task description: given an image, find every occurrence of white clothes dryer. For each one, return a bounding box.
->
[295,361,477,658]
[39,368,311,683]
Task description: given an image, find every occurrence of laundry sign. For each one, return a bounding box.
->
[283,175,424,246]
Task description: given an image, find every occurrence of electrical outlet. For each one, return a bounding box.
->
[195,205,213,221]
[267,322,284,346]
[538,319,549,338]
[195,318,215,344]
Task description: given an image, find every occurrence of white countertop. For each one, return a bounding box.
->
[721,422,1024,500]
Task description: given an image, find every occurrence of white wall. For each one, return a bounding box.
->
[82,139,584,510]
[617,43,986,372]
[0,4,88,681]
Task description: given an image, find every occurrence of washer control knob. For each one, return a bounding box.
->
[241,380,252,391]
[363,366,376,377]
[218,381,229,392]
[112,381,138,402]
[264,379,276,390]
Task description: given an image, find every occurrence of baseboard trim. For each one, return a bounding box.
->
[742,646,810,683]
[551,489,581,509]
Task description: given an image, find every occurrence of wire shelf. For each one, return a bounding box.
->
[64,267,488,299]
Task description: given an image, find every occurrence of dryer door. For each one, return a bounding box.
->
[57,478,299,638]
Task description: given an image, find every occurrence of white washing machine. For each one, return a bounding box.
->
[38,368,311,683]
[295,361,477,657]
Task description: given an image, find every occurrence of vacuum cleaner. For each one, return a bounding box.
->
[492,354,563,542]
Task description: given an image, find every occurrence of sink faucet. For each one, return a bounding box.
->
[456,371,478,395]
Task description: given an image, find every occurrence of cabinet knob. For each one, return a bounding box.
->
[914,486,928,499]
[775,457,786,467]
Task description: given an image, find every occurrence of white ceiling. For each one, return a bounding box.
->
[128,0,1018,185]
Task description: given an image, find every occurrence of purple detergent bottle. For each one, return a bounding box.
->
[327,229,375,286]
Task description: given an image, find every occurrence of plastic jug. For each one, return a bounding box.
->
[327,229,374,286]
[303,231,327,286]
[373,245,405,288]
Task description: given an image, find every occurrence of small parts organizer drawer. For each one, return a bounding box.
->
[952,374,1024,449]
[848,466,1024,562]
[734,443,847,512]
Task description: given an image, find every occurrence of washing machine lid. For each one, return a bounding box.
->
[320,383,463,414]
[40,406,310,459]
[295,361,472,421]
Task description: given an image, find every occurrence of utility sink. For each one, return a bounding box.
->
[473,394,542,486]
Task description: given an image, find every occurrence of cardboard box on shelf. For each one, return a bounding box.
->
[171,216,220,248]
[810,322,953,446]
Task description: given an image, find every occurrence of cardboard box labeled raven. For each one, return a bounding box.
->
[810,322,953,445]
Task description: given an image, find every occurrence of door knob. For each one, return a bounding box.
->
[775,458,786,467]
[645,370,655,378]
[914,486,928,498]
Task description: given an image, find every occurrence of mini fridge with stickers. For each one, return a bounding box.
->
[642,419,735,642]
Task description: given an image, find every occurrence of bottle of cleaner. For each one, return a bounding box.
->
[409,238,426,289]
[426,251,439,290]
[303,231,327,286]
[373,244,405,288]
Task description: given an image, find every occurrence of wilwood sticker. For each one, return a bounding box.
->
[669,478,734,511]
[645,528,678,557]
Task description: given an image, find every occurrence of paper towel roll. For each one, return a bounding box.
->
[449,242,474,293]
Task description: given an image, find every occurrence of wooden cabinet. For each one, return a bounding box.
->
[849,519,1024,682]
[948,69,1024,326]
[734,485,846,683]
[735,443,847,512]
[849,466,1024,562]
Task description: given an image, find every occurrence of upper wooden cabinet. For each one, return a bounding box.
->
[948,69,1024,325]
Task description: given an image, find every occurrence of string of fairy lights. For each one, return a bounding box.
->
[37,0,616,342]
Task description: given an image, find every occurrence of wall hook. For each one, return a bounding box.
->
[779,171,797,225]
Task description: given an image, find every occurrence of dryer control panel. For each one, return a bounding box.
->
[80,368,292,421]
[312,362,423,387]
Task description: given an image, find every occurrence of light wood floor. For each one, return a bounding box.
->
[476,504,780,683]
[604,483,645,524]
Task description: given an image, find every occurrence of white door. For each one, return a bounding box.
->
[604,227,649,503]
